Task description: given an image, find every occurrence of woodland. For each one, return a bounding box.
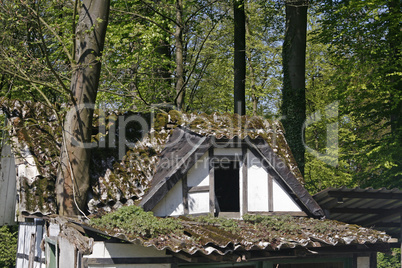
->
[0,0,401,265]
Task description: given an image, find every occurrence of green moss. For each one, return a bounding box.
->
[23,176,55,212]
[243,214,300,234]
[154,113,168,130]
[168,110,184,125]
[189,215,240,234]
[90,205,183,239]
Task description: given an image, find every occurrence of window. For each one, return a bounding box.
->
[214,160,240,213]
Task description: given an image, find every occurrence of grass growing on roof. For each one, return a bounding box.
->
[90,205,183,239]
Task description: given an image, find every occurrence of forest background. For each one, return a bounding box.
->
[0,0,401,267]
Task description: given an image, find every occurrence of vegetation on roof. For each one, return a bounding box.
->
[89,205,390,253]
[89,205,183,238]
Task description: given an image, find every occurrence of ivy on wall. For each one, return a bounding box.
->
[0,225,18,268]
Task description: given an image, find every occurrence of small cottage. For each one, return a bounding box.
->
[0,99,399,268]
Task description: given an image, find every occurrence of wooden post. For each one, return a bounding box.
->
[268,174,273,212]
[242,146,248,216]
[182,175,188,215]
[209,148,215,215]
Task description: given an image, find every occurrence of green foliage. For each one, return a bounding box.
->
[312,0,402,189]
[378,248,401,268]
[0,0,73,103]
[0,225,18,268]
[90,205,183,238]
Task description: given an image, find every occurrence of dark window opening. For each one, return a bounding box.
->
[214,160,240,212]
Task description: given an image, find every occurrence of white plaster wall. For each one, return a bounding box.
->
[85,242,171,268]
[188,192,209,214]
[59,236,76,268]
[187,153,209,187]
[272,180,302,212]
[247,150,269,212]
[152,180,183,217]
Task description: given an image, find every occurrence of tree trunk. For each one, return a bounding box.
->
[245,17,258,116]
[388,0,402,185]
[389,0,402,134]
[281,0,308,175]
[234,0,246,116]
[56,0,110,216]
[175,0,185,111]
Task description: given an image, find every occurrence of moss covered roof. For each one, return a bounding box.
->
[87,206,391,257]
[1,98,302,215]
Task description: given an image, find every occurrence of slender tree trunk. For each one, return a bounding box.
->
[389,0,402,134]
[56,0,110,216]
[234,0,246,115]
[175,0,185,111]
[388,0,402,184]
[281,0,308,175]
[245,17,258,116]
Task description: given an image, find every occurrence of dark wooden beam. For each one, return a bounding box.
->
[242,146,248,215]
[268,173,273,212]
[209,148,215,215]
[182,175,189,215]
[247,211,307,217]
[84,257,175,265]
[188,185,209,193]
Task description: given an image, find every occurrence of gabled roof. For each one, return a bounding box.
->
[139,126,324,217]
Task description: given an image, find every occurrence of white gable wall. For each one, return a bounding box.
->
[247,151,269,212]
[187,153,209,187]
[152,180,184,217]
[188,192,209,214]
[272,179,301,211]
[152,148,303,217]
[247,150,302,213]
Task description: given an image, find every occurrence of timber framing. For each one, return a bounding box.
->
[139,127,324,218]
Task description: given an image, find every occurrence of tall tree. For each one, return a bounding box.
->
[175,0,185,110]
[234,0,246,115]
[281,0,308,175]
[317,0,402,188]
[56,0,110,216]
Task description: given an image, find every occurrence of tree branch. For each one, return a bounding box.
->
[23,1,74,64]
[111,7,174,35]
